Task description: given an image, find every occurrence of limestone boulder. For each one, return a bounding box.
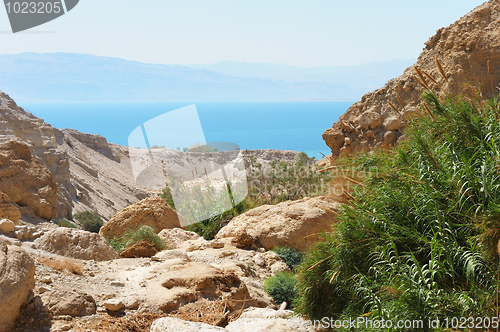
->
[35,228,119,261]
[158,228,204,249]
[0,140,57,220]
[39,289,96,316]
[226,307,317,332]
[158,262,248,313]
[99,196,182,239]
[0,239,35,332]
[215,196,340,252]
[0,219,15,234]
[357,110,381,130]
[119,241,158,258]
[150,317,226,332]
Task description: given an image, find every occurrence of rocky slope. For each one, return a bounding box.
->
[323,0,500,156]
[0,91,149,220]
[0,90,304,223]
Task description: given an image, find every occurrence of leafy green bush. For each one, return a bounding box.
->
[73,211,103,233]
[296,90,500,327]
[55,218,76,228]
[107,225,166,253]
[272,246,303,269]
[264,271,298,306]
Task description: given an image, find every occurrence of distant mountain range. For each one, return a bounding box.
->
[0,53,415,102]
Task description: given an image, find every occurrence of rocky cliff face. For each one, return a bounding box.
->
[0,91,149,220]
[323,0,500,157]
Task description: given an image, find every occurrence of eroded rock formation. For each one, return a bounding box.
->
[0,92,149,220]
[215,196,340,252]
[324,0,500,156]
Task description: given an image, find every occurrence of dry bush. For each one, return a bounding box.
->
[170,297,248,327]
[36,256,84,275]
[73,312,165,332]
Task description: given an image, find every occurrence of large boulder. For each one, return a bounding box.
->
[216,196,340,252]
[0,219,15,234]
[0,140,57,220]
[158,228,203,249]
[158,262,248,313]
[0,239,35,332]
[35,228,119,261]
[39,289,96,317]
[99,196,182,239]
[150,317,226,332]
[225,307,317,332]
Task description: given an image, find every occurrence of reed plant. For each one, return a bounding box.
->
[296,82,500,329]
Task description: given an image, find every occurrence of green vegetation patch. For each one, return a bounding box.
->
[264,271,298,307]
[73,211,104,233]
[107,225,167,253]
[296,91,500,328]
[272,246,304,270]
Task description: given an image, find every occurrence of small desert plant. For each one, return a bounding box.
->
[74,211,104,233]
[264,271,298,307]
[272,246,303,269]
[55,217,77,229]
[107,225,166,253]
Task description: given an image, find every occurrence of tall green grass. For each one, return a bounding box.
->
[107,225,167,253]
[296,91,500,329]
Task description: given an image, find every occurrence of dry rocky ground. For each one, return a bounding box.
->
[0,199,330,332]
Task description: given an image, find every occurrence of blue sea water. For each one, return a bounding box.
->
[20,101,352,160]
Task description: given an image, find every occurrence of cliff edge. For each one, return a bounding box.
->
[323,0,500,156]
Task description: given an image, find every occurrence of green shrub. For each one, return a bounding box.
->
[272,246,303,269]
[55,218,76,228]
[264,271,298,307]
[73,211,103,233]
[296,90,500,326]
[107,225,166,253]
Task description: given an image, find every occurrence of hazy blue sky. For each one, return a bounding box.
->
[0,0,486,67]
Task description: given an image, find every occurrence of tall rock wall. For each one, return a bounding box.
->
[0,92,149,220]
[323,0,500,156]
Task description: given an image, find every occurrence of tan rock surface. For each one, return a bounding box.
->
[119,240,158,258]
[158,228,204,249]
[0,219,15,233]
[39,289,96,317]
[323,0,500,156]
[215,196,340,252]
[0,140,57,220]
[35,228,119,261]
[0,91,149,220]
[0,192,21,224]
[225,307,318,332]
[100,196,182,239]
[0,239,35,332]
[150,317,226,332]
